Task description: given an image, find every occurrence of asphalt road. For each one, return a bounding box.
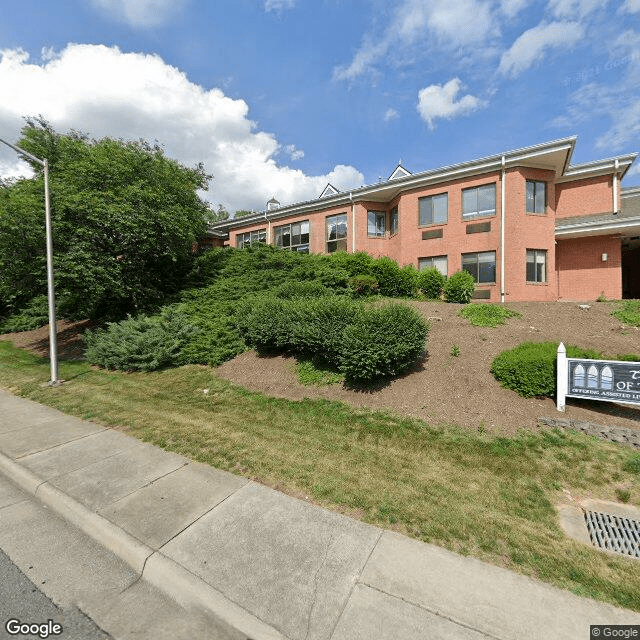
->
[0,540,112,640]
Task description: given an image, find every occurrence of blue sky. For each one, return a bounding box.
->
[0,0,639,213]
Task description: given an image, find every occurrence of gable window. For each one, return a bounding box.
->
[462,184,496,219]
[462,251,496,284]
[526,180,546,214]
[236,229,266,249]
[390,206,398,236]
[526,249,547,283]
[368,210,386,237]
[418,255,448,276]
[419,193,448,226]
[274,220,310,253]
[326,213,347,253]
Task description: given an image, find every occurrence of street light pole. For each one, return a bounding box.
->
[0,137,60,386]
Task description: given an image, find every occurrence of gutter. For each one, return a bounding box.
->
[350,192,355,253]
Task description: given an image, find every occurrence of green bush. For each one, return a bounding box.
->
[340,304,428,383]
[623,453,640,475]
[491,342,602,398]
[84,308,199,372]
[235,296,293,351]
[329,251,375,278]
[459,304,521,327]
[274,280,332,299]
[612,300,640,327]
[349,275,379,297]
[443,270,475,303]
[417,267,446,299]
[0,295,50,333]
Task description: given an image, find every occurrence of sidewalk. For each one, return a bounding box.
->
[0,389,639,640]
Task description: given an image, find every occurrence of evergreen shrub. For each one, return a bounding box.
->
[339,304,428,383]
[417,267,446,299]
[349,275,379,297]
[0,295,50,333]
[443,270,475,303]
[274,280,332,299]
[84,308,199,372]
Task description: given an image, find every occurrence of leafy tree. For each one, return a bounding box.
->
[234,209,255,218]
[209,204,229,222]
[0,118,212,320]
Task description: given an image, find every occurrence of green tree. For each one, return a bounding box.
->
[0,118,212,321]
[234,209,255,218]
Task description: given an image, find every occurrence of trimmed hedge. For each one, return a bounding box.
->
[417,267,445,299]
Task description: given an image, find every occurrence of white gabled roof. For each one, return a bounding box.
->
[388,164,412,180]
[319,183,339,198]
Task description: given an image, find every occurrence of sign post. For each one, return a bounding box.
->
[557,343,640,411]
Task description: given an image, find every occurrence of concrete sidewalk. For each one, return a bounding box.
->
[0,389,638,640]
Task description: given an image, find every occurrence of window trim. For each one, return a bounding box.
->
[367,210,386,238]
[461,250,497,284]
[418,255,448,276]
[273,220,310,253]
[325,212,348,253]
[461,183,496,220]
[526,248,547,284]
[526,180,547,215]
[390,206,399,237]
[418,192,448,227]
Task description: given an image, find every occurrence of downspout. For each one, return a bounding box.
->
[265,210,271,244]
[500,156,506,303]
[613,158,619,214]
[350,192,355,253]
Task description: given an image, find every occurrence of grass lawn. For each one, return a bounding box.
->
[1,340,639,611]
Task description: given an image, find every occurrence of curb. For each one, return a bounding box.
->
[0,450,284,640]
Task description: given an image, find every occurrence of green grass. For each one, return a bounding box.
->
[295,357,345,386]
[459,303,522,327]
[0,339,639,611]
[612,300,640,327]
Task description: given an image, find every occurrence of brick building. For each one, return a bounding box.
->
[208,137,640,302]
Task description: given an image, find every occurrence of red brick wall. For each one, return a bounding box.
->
[556,235,622,300]
[556,176,613,218]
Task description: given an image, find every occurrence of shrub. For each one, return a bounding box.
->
[84,308,199,372]
[329,251,375,278]
[623,453,640,475]
[491,342,603,398]
[0,295,50,333]
[370,257,408,297]
[459,304,521,327]
[274,280,332,299]
[235,296,293,351]
[187,247,232,287]
[340,304,428,383]
[349,275,379,297]
[417,267,446,299]
[443,270,475,303]
[399,264,419,297]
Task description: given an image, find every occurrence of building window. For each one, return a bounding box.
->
[390,206,398,236]
[462,251,496,284]
[419,193,448,226]
[368,210,386,237]
[274,220,310,253]
[462,184,496,219]
[326,213,347,253]
[418,255,448,276]
[526,180,546,214]
[526,249,547,283]
[236,229,266,249]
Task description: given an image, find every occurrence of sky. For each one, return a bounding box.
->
[0,0,639,215]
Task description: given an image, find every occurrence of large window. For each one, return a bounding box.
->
[419,193,448,226]
[236,229,266,249]
[390,206,398,236]
[462,184,496,219]
[418,255,448,276]
[326,213,347,253]
[462,251,496,283]
[274,220,310,253]
[368,210,386,237]
[526,180,546,214]
[526,249,547,282]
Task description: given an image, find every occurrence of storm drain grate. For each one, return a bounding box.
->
[584,511,640,557]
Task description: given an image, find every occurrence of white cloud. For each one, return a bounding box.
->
[416,78,486,129]
[500,0,532,18]
[334,0,497,81]
[547,0,606,18]
[384,108,400,122]
[0,44,364,213]
[89,0,189,28]
[264,0,296,12]
[283,144,304,161]
[621,0,640,12]
[499,21,584,76]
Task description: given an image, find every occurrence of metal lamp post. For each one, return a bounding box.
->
[0,137,60,386]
